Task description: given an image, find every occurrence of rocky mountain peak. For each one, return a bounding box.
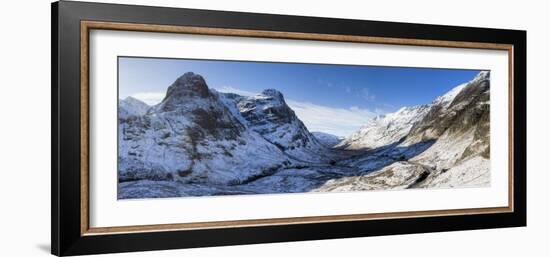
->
[261,88,284,99]
[123,96,144,104]
[166,72,210,99]
[119,96,150,119]
[176,71,206,85]
[474,70,490,81]
[233,92,291,126]
[430,71,489,109]
[157,72,213,112]
[337,103,431,150]
[217,87,328,162]
[405,71,490,143]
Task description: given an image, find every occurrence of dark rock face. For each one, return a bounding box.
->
[223,89,327,159]
[190,108,243,141]
[398,71,490,183]
[238,89,294,126]
[455,80,490,160]
[407,71,490,143]
[261,88,285,99]
[153,72,246,141]
[160,72,212,112]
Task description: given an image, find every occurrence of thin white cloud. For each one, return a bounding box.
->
[361,88,376,101]
[344,86,352,93]
[287,100,376,137]
[130,92,165,106]
[215,86,258,97]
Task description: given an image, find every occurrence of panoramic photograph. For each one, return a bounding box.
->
[117,57,490,199]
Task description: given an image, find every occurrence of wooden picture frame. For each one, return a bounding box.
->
[52,1,526,256]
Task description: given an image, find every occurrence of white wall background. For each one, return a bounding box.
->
[0,0,547,256]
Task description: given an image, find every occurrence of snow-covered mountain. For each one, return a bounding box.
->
[337,105,431,150]
[406,71,490,144]
[312,132,343,148]
[118,72,339,197]
[119,96,150,119]
[317,71,491,191]
[218,89,330,163]
[118,72,293,188]
[336,74,480,151]
[403,71,491,187]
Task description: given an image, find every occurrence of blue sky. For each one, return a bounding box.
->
[119,57,481,137]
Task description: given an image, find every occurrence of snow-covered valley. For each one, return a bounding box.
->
[118,71,491,199]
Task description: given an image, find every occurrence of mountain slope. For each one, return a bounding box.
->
[118,72,292,188]
[119,96,150,119]
[336,105,431,150]
[317,71,491,191]
[312,132,343,148]
[218,89,331,163]
[407,71,490,187]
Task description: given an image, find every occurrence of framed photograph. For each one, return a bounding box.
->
[52,1,526,256]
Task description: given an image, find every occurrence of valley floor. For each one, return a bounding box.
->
[118,142,490,199]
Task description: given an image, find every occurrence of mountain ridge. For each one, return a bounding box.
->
[317,70,490,191]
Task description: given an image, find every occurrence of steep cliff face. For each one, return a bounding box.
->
[219,89,329,163]
[405,71,490,145]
